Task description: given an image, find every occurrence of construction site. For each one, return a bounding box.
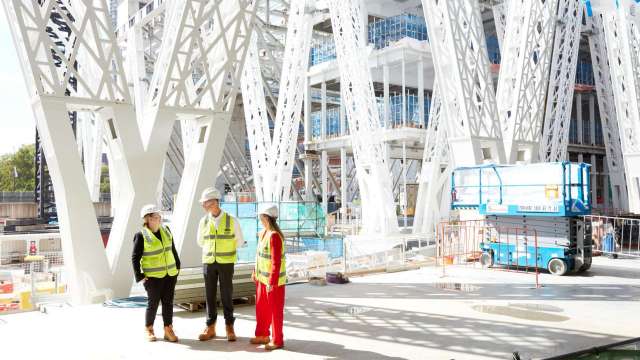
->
[0,0,639,359]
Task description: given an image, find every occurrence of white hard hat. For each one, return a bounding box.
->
[140,204,161,218]
[258,203,279,218]
[199,187,222,203]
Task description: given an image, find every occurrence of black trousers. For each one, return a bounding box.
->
[203,262,235,326]
[144,275,177,327]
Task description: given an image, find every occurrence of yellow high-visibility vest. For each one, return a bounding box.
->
[255,229,286,286]
[140,226,178,278]
[199,212,237,264]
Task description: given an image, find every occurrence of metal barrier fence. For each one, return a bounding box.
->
[0,192,35,203]
[584,214,640,258]
[0,251,66,314]
[437,221,541,287]
[343,235,435,275]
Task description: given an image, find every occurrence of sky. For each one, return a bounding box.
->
[0,5,36,157]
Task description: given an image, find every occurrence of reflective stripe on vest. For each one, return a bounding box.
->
[200,212,238,264]
[255,229,287,286]
[140,226,178,278]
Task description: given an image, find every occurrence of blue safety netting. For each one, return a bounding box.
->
[221,202,326,263]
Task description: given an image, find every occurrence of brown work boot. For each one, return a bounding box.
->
[264,342,284,351]
[163,325,178,342]
[145,326,157,342]
[226,324,237,342]
[249,336,270,345]
[198,324,216,341]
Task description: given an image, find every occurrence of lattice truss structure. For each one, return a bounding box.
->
[412,82,451,236]
[540,0,583,163]
[2,0,258,302]
[592,0,640,213]
[241,0,313,202]
[586,11,629,210]
[327,0,399,235]
[497,0,559,164]
[421,0,505,167]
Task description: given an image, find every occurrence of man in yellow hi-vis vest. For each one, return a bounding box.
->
[197,187,245,342]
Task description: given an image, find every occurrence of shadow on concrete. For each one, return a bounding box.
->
[281,339,408,360]
[180,336,406,359]
[258,296,628,360]
[179,336,262,353]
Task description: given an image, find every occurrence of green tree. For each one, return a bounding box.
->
[100,164,110,194]
[0,144,35,191]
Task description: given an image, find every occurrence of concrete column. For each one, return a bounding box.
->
[304,158,313,201]
[576,93,583,145]
[402,56,406,127]
[304,75,311,143]
[117,0,138,28]
[321,81,327,140]
[321,151,328,214]
[383,64,390,128]
[340,98,346,136]
[589,94,596,146]
[418,57,425,128]
[402,142,407,228]
[340,148,348,218]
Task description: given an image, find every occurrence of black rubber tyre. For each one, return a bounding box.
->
[578,258,592,272]
[480,251,494,268]
[548,258,568,276]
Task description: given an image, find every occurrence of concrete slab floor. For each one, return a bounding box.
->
[0,256,639,360]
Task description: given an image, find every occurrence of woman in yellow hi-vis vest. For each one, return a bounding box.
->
[131,204,180,342]
[251,203,286,351]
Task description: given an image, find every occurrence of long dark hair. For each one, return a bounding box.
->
[264,215,285,243]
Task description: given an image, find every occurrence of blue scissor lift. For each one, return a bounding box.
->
[451,162,593,276]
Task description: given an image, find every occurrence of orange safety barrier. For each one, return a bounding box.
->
[437,220,541,288]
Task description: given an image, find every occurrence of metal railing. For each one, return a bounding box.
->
[0,192,35,203]
[343,234,435,275]
[437,220,541,287]
[584,214,640,258]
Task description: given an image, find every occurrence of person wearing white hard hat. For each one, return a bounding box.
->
[196,187,245,342]
[131,204,181,343]
[250,203,286,351]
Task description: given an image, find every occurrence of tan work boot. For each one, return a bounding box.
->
[198,324,216,341]
[264,342,284,351]
[249,336,270,345]
[145,326,157,342]
[226,324,237,342]
[163,325,178,342]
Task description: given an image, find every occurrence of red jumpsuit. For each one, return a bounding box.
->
[254,232,285,346]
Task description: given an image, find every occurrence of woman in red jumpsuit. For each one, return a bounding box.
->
[251,204,286,351]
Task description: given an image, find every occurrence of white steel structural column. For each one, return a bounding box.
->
[328,0,398,235]
[240,34,272,201]
[413,82,451,236]
[540,0,583,162]
[78,114,105,202]
[492,1,509,50]
[162,0,259,267]
[240,0,312,201]
[422,0,506,166]
[3,0,259,301]
[3,0,130,302]
[497,0,559,163]
[586,11,629,211]
[598,1,640,213]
